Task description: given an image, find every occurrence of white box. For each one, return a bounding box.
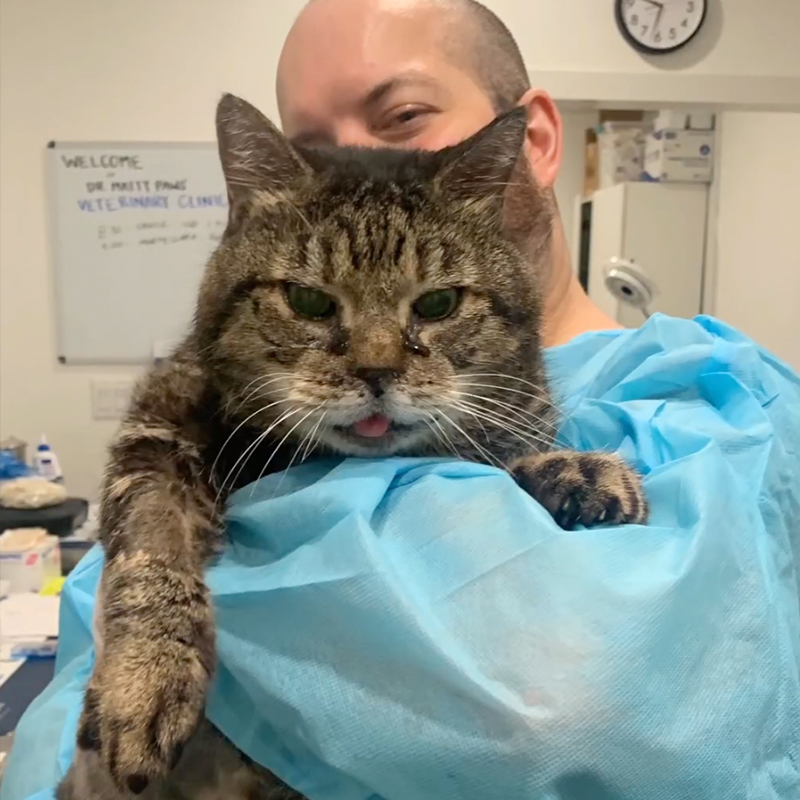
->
[644,130,715,183]
[654,110,716,133]
[0,528,62,593]
[688,112,715,131]
[654,110,689,132]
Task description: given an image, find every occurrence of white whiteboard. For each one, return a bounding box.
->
[48,141,228,363]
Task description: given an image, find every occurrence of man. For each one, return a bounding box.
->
[276,0,618,347]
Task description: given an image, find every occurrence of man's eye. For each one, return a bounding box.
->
[375,105,433,134]
[395,109,422,124]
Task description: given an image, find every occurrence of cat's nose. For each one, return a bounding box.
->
[353,367,400,399]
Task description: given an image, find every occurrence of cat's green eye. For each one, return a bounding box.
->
[285,283,336,320]
[413,288,461,321]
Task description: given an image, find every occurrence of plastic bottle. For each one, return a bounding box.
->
[33,435,64,483]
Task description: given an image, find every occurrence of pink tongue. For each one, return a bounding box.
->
[354,414,391,438]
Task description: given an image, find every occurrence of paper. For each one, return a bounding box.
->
[0,642,23,687]
[0,594,60,640]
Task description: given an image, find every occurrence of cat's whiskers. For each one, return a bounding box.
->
[451,400,554,453]
[455,397,555,447]
[249,406,324,499]
[268,410,327,498]
[213,405,304,512]
[456,383,557,426]
[237,374,293,409]
[457,372,552,399]
[456,380,576,444]
[210,398,290,486]
[453,389,558,434]
[301,413,327,463]
[436,409,508,472]
[420,412,462,461]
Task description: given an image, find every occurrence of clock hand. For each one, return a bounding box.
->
[653,4,664,35]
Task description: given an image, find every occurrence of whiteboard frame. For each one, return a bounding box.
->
[47,140,222,365]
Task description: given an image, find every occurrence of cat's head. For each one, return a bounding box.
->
[195,94,555,459]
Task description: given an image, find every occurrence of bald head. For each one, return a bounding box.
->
[296,0,530,114]
[277,0,531,151]
[437,0,531,114]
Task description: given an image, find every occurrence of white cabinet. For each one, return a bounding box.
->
[576,183,708,327]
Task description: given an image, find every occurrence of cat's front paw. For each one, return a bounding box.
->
[510,451,648,530]
[77,621,214,794]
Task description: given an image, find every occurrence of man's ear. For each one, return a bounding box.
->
[434,106,529,205]
[517,88,562,190]
[215,93,311,212]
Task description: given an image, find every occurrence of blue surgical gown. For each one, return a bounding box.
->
[3,314,799,800]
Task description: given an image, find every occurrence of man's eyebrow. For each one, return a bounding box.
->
[362,72,443,110]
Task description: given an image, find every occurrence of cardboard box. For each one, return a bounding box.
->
[583,129,599,197]
[0,528,61,593]
[644,129,715,183]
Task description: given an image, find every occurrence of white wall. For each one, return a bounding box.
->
[488,0,800,79]
[713,112,800,370]
[554,109,598,257]
[0,0,306,498]
[2,0,799,498]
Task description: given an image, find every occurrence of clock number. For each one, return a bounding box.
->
[641,24,649,37]
[682,18,689,27]
[687,1,695,11]
[630,13,639,25]
[669,27,677,39]
[626,0,635,6]
[654,31,662,43]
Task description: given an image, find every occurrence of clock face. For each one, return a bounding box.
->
[616,0,707,54]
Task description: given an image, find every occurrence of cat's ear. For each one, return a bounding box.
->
[216,93,310,208]
[434,106,529,204]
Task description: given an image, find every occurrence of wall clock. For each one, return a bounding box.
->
[615,0,707,54]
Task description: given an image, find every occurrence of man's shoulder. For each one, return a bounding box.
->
[547,314,799,408]
[546,314,800,481]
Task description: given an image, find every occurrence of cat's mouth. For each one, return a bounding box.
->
[332,413,420,449]
[352,414,393,438]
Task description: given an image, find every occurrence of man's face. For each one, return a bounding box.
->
[277,0,497,151]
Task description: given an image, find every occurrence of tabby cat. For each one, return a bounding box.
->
[57,94,647,800]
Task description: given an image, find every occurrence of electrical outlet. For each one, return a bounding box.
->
[91,379,134,421]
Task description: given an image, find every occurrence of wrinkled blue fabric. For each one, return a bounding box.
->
[3,314,799,800]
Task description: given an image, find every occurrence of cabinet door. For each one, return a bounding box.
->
[621,183,707,326]
[587,184,626,320]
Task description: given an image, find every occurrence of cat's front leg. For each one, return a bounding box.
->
[510,451,648,530]
[75,373,222,794]
[79,548,215,794]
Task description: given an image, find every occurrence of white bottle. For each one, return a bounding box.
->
[33,435,63,483]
